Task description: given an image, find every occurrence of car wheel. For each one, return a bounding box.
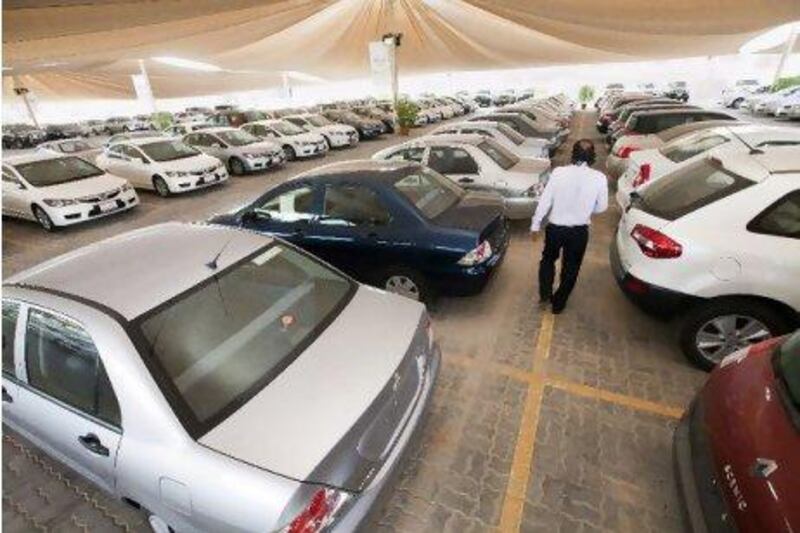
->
[228,157,246,176]
[732,98,744,109]
[12,138,25,149]
[679,299,790,371]
[148,514,173,533]
[32,205,56,232]
[382,268,429,303]
[153,176,171,198]
[283,145,296,161]
[123,126,130,133]
[322,136,332,149]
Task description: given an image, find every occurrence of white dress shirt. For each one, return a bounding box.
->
[530,162,608,231]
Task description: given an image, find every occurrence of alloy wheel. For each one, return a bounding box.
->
[695,314,770,363]
[385,275,420,301]
[154,177,170,197]
[33,206,54,231]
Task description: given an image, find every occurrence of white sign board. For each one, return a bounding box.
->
[131,73,156,112]
[369,41,395,100]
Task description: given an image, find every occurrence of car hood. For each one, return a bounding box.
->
[511,157,551,175]
[431,190,505,234]
[157,153,220,171]
[284,132,325,143]
[240,140,281,155]
[318,124,356,135]
[35,173,127,197]
[199,286,425,485]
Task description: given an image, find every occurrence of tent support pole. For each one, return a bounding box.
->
[12,77,39,127]
[773,25,798,85]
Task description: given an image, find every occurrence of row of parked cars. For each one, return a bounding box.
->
[0,94,573,533]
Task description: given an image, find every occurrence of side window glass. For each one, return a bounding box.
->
[25,309,121,426]
[428,147,478,174]
[3,167,21,184]
[255,186,316,223]
[748,191,800,239]
[323,185,390,226]
[3,301,19,376]
[388,147,424,163]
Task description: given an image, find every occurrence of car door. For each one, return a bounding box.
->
[199,133,228,161]
[2,300,22,427]
[12,305,122,494]
[120,145,153,187]
[384,146,426,163]
[240,182,320,248]
[2,165,29,217]
[426,146,483,188]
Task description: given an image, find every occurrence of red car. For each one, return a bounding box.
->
[674,331,799,532]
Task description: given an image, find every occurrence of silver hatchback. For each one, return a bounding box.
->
[2,222,440,532]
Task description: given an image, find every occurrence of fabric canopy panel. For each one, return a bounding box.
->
[4,0,800,100]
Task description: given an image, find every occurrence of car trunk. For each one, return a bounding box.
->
[431,191,505,244]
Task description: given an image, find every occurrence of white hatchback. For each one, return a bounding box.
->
[611,146,800,370]
[95,137,228,197]
[3,153,138,231]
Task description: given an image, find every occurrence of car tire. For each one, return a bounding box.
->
[732,98,744,109]
[32,205,57,232]
[228,157,246,176]
[381,267,430,303]
[322,136,332,150]
[679,298,791,371]
[153,176,171,198]
[283,145,296,161]
[148,514,173,533]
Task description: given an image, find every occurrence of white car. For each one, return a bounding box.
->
[104,130,168,148]
[430,120,551,159]
[35,138,101,163]
[763,86,800,116]
[95,137,228,197]
[162,121,213,137]
[283,114,359,148]
[748,86,800,115]
[182,127,284,175]
[241,119,328,161]
[2,153,138,231]
[774,90,800,118]
[616,125,800,209]
[721,79,762,108]
[372,134,549,219]
[611,146,800,370]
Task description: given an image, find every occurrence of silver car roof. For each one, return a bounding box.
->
[6,223,274,320]
[3,151,73,165]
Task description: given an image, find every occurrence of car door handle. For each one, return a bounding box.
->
[78,433,109,456]
[458,177,474,184]
[2,387,12,403]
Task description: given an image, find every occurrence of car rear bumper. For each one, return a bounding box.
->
[334,343,441,532]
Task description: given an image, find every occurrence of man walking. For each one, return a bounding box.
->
[530,139,608,314]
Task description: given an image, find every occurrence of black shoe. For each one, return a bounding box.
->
[551,302,565,314]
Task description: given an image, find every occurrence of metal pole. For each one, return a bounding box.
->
[137,59,157,113]
[12,77,39,127]
[773,24,799,85]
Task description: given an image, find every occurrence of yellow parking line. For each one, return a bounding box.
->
[545,377,684,419]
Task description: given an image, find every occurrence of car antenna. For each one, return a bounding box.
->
[206,236,234,270]
[730,128,764,155]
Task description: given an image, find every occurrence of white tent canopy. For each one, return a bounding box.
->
[4,0,800,99]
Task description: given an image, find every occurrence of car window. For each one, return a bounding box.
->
[216,129,259,147]
[387,147,425,163]
[636,160,753,221]
[660,134,731,163]
[3,301,19,376]
[2,166,21,184]
[748,191,800,239]
[428,147,479,174]
[255,186,316,222]
[495,123,525,145]
[139,140,199,162]
[14,157,105,186]
[477,139,518,170]
[184,133,200,145]
[24,308,121,427]
[323,185,390,226]
[393,168,463,218]
[120,145,144,160]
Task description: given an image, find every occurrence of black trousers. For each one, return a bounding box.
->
[538,224,589,312]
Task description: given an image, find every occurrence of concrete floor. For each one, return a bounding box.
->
[2,111,707,532]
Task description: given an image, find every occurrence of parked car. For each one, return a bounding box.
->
[722,79,763,108]
[182,127,284,175]
[82,119,107,136]
[283,114,359,149]
[664,81,690,102]
[468,112,556,142]
[211,160,510,302]
[742,86,775,112]
[674,332,799,533]
[352,106,396,133]
[321,110,384,140]
[774,90,800,118]
[35,138,101,162]
[241,119,328,161]
[616,125,800,208]
[372,135,549,219]
[2,124,47,149]
[162,121,213,137]
[95,137,228,197]
[44,123,89,140]
[103,117,130,134]
[492,90,516,107]
[2,152,138,231]
[606,109,737,179]
[763,86,800,116]
[611,146,800,369]
[129,115,154,131]
[2,221,440,533]
[209,110,263,128]
[104,130,168,148]
[430,120,552,158]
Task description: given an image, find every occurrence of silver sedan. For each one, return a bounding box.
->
[2,222,440,532]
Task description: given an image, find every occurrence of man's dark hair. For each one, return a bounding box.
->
[571,139,596,166]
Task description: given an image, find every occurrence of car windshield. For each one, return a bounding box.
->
[636,159,753,220]
[57,140,94,153]
[394,168,463,219]
[243,111,267,122]
[308,115,331,127]
[135,243,353,435]
[216,130,259,147]
[496,123,525,145]
[273,121,304,136]
[14,156,105,186]
[478,139,519,170]
[775,333,800,419]
[140,140,199,162]
[660,132,731,163]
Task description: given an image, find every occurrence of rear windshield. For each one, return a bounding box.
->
[630,114,694,134]
[660,133,731,163]
[14,157,104,186]
[496,123,525,145]
[394,168,463,218]
[136,243,353,436]
[636,159,753,220]
[478,139,518,170]
[216,129,259,147]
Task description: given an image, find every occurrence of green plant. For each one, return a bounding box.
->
[771,75,800,92]
[578,85,596,105]
[151,111,173,130]
[395,99,419,128]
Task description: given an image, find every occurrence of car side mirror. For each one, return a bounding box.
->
[211,143,224,148]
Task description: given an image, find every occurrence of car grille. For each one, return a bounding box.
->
[79,188,121,204]
[190,166,217,176]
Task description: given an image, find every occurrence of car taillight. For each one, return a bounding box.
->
[458,240,493,266]
[616,145,640,158]
[630,224,682,259]
[632,163,651,188]
[284,488,350,533]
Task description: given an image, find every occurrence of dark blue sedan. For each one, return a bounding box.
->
[210,160,510,302]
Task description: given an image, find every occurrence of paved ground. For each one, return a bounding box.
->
[2,111,707,532]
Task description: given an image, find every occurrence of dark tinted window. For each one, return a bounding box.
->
[633,114,692,134]
[3,301,19,376]
[25,309,120,427]
[660,133,731,163]
[428,147,478,174]
[637,160,752,220]
[255,186,316,223]
[323,185,390,226]
[748,191,800,239]
[394,169,462,218]
[387,147,425,163]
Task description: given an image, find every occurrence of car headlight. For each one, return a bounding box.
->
[165,170,190,177]
[121,183,133,192]
[43,198,77,207]
[243,153,259,159]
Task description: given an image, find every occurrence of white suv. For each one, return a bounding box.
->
[611,146,799,370]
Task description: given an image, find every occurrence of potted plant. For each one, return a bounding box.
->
[578,85,596,110]
[395,99,419,135]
